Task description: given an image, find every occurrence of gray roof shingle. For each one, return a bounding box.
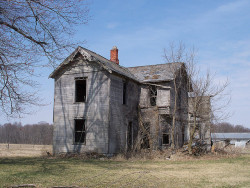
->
[82,47,138,81]
[49,46,138,81]
[50,46,183,83]
[127,63,183,83]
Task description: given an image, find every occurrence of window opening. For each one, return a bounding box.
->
[75,77,86,102]
[149,85,157,106]
[74,119,85,143]
[123,81,127,104]
[162,133,170,145]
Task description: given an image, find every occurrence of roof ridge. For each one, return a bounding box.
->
[79,46,114,63]
[79,46,137,77]
[127,62,183,68]
[79,46,139,81]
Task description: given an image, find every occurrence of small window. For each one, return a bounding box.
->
[123,81,127,104]
[74,119,86,144]
[162,133,170,145]
[149,85,157,106]
[75,77,86,102]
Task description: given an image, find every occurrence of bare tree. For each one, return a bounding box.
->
[0,122,53,145]
[163,42,193,149]
[163,42,230,154]
[211,122,250,133]
[0,0,89,117]
[186,58,230,154]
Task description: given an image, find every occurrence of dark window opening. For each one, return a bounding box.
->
[162,133,170,145]
[127,122,133,151]
[75,78,86,102]
[149,85,157,106]
[74,119,85,144]
[141,122,150,149]
[123,81,127,104]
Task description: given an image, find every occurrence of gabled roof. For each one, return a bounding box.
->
[127,63,184,83]
[49,46,184,83]
[49,46,138,81]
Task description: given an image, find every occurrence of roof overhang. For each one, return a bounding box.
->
[49,46,112,79]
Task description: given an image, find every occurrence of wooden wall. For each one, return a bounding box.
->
[53,60,110,154]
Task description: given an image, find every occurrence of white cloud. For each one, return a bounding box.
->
[106,22,119,29]
[215,0,248,13]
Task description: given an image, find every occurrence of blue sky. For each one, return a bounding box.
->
[2,0,250,128]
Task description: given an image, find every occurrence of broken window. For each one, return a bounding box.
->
[74,119,86,144]
[162,133,170,145]
[149,85,157,106]
[123,81,127,105]
[75,77,86,102]
[127,122,133,151]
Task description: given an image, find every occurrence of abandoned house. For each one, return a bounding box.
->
[49,46,211,155]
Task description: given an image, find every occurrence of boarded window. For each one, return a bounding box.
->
[162,133,170,145]
[74,119,85,144]
[157,88,170,107]
[149,85,157,106]
[75,78,86,102]
[127,122,133,151]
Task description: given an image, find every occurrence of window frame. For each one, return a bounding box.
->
[74,77,87,103]
[74,118,86,145]
[149,85,157,106]
[162,133,170,145]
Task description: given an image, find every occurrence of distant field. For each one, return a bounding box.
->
[0,144,52,157]
[0,155,250,187]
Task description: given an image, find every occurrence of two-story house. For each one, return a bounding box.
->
[49,46,192,155]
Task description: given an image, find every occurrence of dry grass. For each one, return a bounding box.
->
[223,145,250,154]
[0,144,52,157]
[0,154,249,187]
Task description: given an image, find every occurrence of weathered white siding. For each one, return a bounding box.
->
[53,60,110,154]
[108,74,140,153]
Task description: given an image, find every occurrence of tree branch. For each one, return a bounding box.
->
[0,21,47,46]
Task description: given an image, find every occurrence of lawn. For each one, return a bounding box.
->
[0,155,249,188]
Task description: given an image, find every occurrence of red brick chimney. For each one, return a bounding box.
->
[110,46,119,65]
